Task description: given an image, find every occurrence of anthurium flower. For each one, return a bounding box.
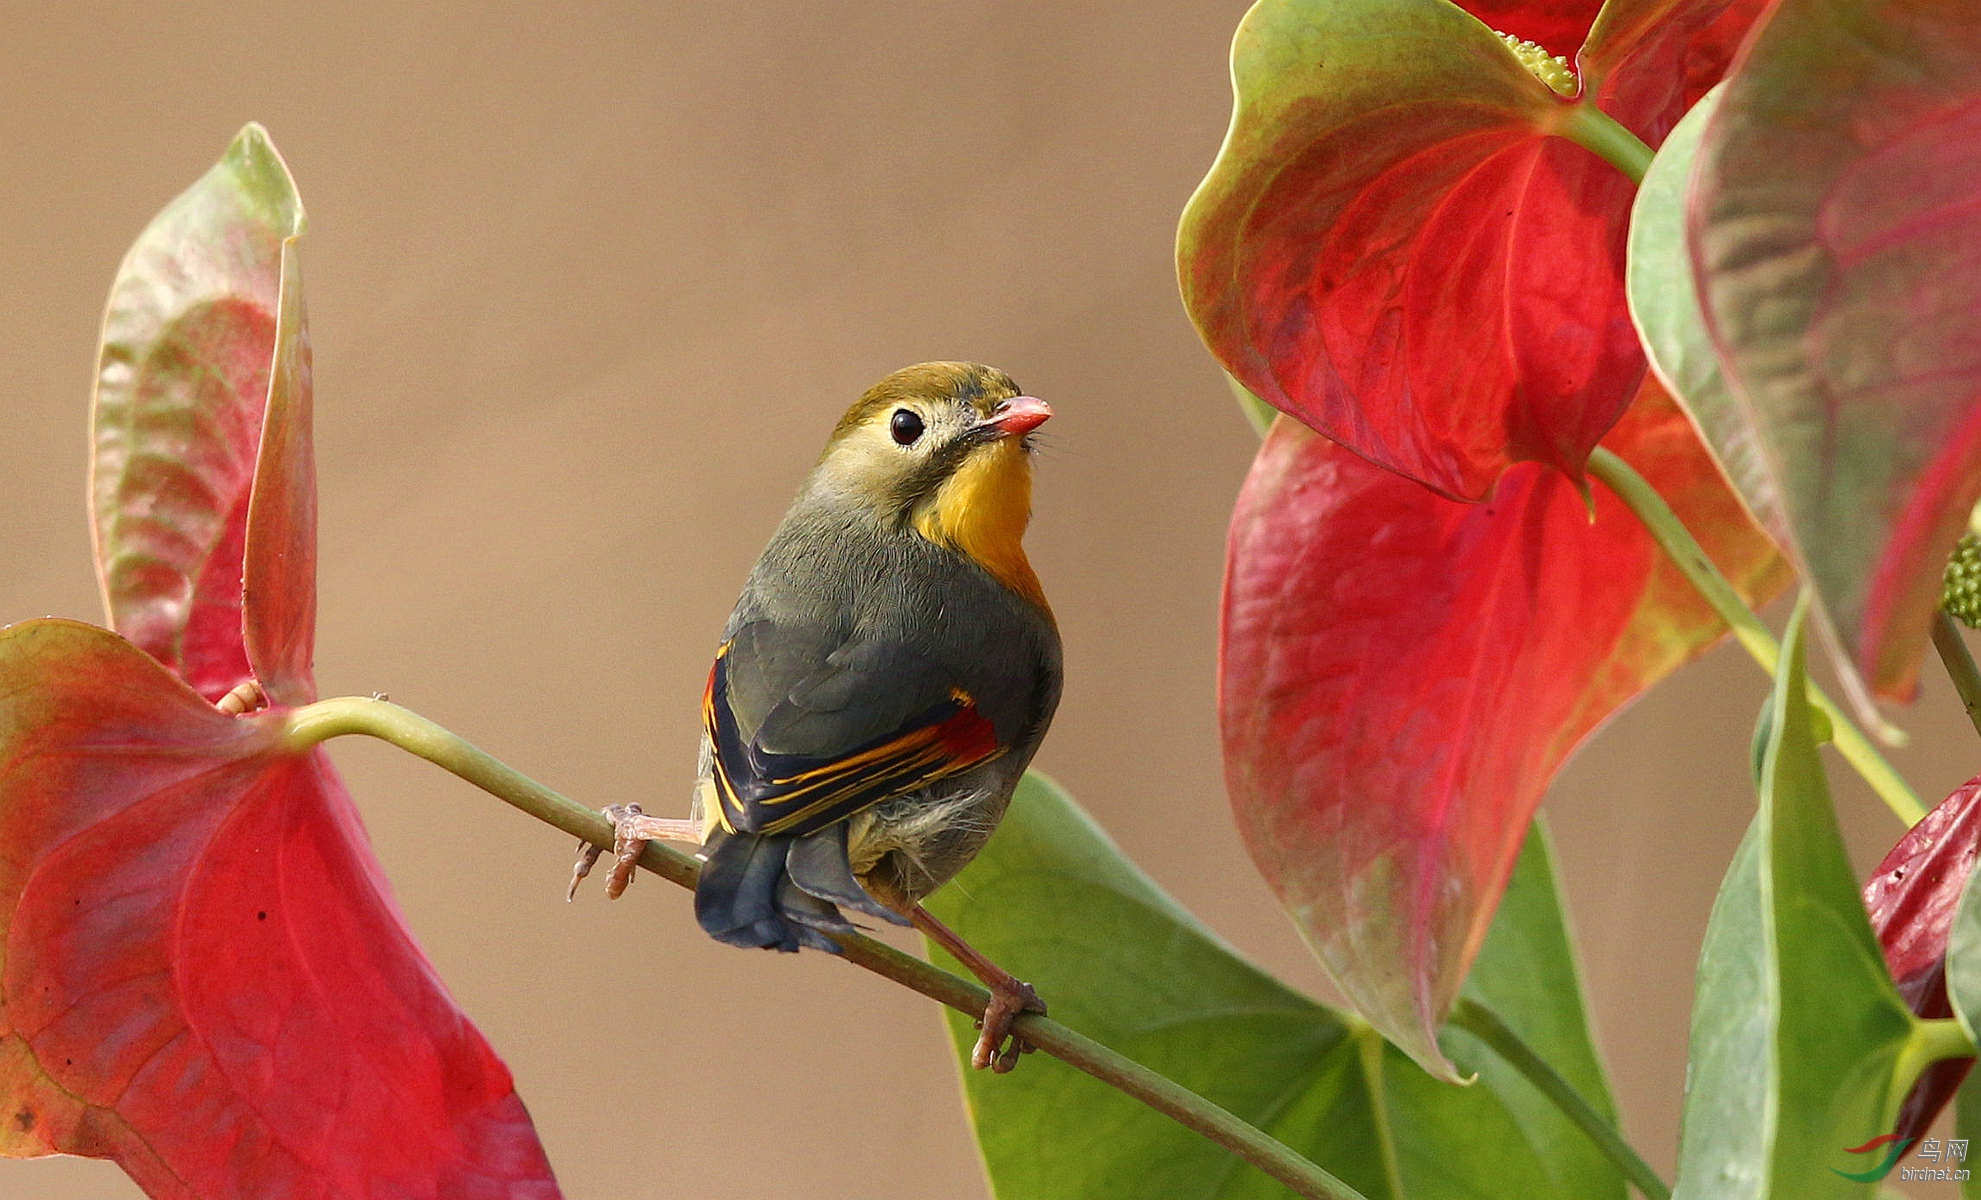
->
[1223,379,1785,1074]
[0,127,560,1196]
[1185,0,1782,1073]
[1179,0,1760,500]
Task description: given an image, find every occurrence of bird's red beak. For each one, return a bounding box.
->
[987,395,1052,438]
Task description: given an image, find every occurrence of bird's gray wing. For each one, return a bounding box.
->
[703,620,1003,838]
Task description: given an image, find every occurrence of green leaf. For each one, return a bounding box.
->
[1674,600,1917,1198]
[1226,373,1277,440]
[925,773,1624,1200]
[1626,85,1784,543]
[1956,1066,1981,1198]
[1453,817,1622,1194]
[1944,841,1981,1050]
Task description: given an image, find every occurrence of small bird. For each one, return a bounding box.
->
[571,361,1062,1071]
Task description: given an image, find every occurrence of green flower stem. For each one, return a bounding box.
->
[1932,610,1981,740]
[1448,998,1670,1200]
[1586,448,1925,826]
[1558,104,1654,186]
[280,696,1367,1200]
[1895,1017,1978,1099]
[1226,371,1280,437]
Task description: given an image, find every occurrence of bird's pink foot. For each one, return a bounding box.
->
[567,803,700,900]
[973,978,1046,1073]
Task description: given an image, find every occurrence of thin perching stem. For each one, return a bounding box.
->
[1932,610,1981,740]
[1586,448,1924,826]
[280,696,1369,1200]
[1449,998,1670,1200]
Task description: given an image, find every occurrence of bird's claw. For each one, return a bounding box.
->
[971,979,1046,1073]
[567,840,602,901]
[567,804,648,901]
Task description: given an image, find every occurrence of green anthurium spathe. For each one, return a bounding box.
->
[1626,84,1785,544]
[925,773,1625,1200]
[1674,600,1933,1199]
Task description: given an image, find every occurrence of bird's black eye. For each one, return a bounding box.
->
[889,408,925,446]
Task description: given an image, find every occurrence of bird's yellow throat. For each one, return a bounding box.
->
[914,438,1050,615]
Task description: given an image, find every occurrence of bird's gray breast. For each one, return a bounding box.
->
[727,507,1061,749]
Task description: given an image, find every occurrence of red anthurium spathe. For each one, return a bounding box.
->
[1178,0,1761,500]
[0,126,560,1195]
[0,623,557,1197]
[1690,0,1981,711]
[1221,379,1786,1075]
[1457,1,1599,59]
[1863,776,1981,1143]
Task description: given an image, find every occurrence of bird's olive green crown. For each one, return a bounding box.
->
[828,361,1023,446]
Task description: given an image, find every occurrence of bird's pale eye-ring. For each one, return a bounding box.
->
[889,408,925,446]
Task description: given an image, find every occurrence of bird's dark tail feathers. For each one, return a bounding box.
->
[695,824,909,953]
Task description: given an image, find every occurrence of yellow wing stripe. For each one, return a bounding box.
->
[758,722,953,795]
[703,641,739,834]
[753,743,1003,836]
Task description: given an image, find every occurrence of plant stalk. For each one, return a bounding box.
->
[1586,448,1924,826]
[1895,1017,1978,1100]
[1932,611,1981,740]
[1449,998,1670,1200]
[1226,372,1280,437]
[1557,104,1654,186]
[281,696,1367,1200]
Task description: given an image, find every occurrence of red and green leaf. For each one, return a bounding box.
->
[0,125,561,1196]
[0,621,559,1197]
[1178,0,1759,501]
[1220,379,1786,1074]
[1689,0,1981,708]
[91,125,303,705]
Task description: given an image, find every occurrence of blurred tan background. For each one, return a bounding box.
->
[3,5,1977,1198]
